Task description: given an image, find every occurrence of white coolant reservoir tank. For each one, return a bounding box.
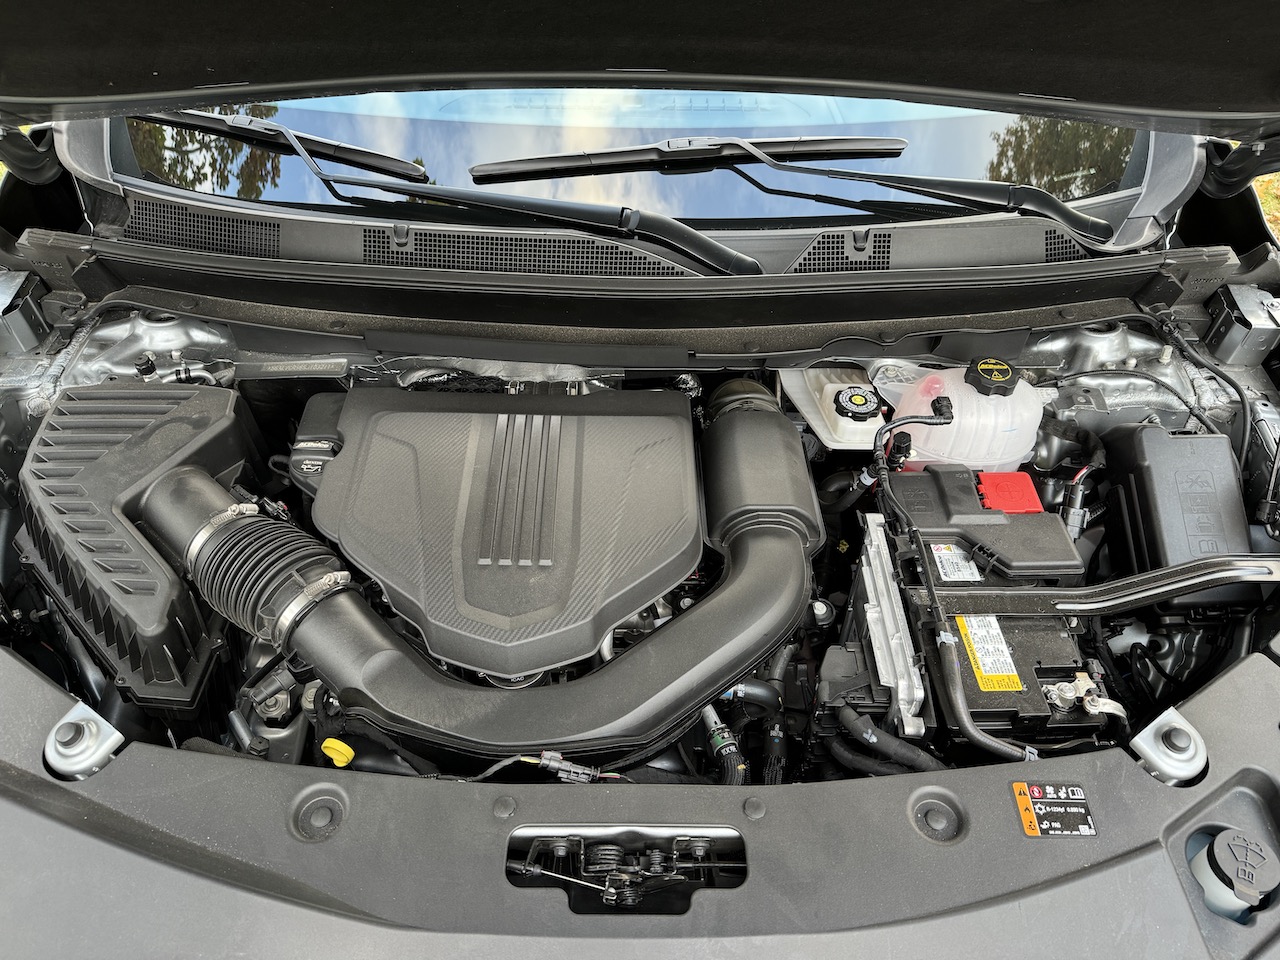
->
[880,358,1042,471]
[778,367,885,450]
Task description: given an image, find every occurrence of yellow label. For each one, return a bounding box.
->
[955,615,1022,692]
[976,358,1012,382]
[1012,782,1041,837]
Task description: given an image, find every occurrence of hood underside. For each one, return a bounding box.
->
[4,1,1280,138]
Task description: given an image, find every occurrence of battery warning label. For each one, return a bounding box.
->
[955,615,1022,692]
[1012,782,1097,838]
[931,544,983,582]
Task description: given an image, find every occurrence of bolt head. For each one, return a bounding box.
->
[54,721,84,748]
[1162,726,1194,754]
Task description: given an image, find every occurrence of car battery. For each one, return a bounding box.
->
[926,615,1111,741]
[887,466,1109,740]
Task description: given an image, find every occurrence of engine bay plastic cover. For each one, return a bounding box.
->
[306,388,703,678]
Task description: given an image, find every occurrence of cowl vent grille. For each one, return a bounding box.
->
[362,227,692,277]
[125,199,281,258]
[790,231,892,273]
[1045,229,1089,263]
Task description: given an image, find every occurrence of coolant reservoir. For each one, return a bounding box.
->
[884,358,1041,472]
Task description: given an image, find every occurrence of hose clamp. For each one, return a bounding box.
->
[185,503,260,572]
[273,571,353,646]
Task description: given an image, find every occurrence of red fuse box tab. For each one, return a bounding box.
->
[976,471,1043,514]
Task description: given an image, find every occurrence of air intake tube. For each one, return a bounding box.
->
[139,380,822,761]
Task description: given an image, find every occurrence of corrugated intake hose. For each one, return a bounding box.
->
[139,381,823,761]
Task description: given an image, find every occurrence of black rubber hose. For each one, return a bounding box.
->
[936,641,1029,762]
[825,737,911,777]
[819,471,856,496]
[720,755,749,785]
[766,642,798,697]
[837,705,947,772]
[348,751,420,776]
[763,721,787,785]
[818,470,873,515]
[721,677,784,717]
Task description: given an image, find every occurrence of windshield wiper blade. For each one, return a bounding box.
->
[136,111,763,276]
[143,111,430,182]
[470,135,907,184]
[472,135,1114,243]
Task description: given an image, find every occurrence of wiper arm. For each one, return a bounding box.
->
[472,135,1114,243]
[136,111,763,276]
[470,135,907,183]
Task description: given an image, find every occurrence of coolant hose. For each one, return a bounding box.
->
[703,705,748,785]
[766,642,798,697]
[837,705,947,772]
[825,737,911,777]
[720,677,783,717]
[139,380,824,761]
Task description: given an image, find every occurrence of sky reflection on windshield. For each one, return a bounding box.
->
[128,89,1137,219]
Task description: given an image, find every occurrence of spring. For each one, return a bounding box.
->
[583,843,626,874]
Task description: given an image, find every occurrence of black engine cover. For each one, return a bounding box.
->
[298,389,703,678]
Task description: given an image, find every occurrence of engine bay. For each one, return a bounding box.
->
[6,289,1279,830]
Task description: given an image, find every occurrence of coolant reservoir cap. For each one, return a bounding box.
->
[964,357,1019,396]
[833,385,881,421]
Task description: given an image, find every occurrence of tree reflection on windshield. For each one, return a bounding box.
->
[127,104,283,201]
[987,117,1132,198]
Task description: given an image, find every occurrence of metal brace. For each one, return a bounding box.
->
[909,555,1280,617]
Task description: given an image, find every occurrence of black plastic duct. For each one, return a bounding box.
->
[140,381,822,759]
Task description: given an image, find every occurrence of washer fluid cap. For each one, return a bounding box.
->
[1209,831,1280,907]
[965,357,1019,396]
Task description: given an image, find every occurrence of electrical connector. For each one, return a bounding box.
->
[887,432,912,470]
[537,750,602,783]
[1258,498,1280,526]
[1061,481,1088,540]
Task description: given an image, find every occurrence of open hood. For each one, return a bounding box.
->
[3,1,1280,138]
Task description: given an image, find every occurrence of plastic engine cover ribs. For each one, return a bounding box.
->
[295,389,704,678]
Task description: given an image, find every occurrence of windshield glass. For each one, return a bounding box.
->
[125,89,1141,221]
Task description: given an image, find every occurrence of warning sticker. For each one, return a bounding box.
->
[1012,782,1097,838]
[955,615,1022,691]
[931,544,982,582]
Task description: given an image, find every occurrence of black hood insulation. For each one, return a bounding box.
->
[4,1,1280,138]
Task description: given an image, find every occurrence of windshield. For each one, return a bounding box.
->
[125,88,1142,222]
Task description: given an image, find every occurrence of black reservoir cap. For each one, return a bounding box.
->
[833,385,880,421]
[1209,830,1280,907]
[965,357,1018,396]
